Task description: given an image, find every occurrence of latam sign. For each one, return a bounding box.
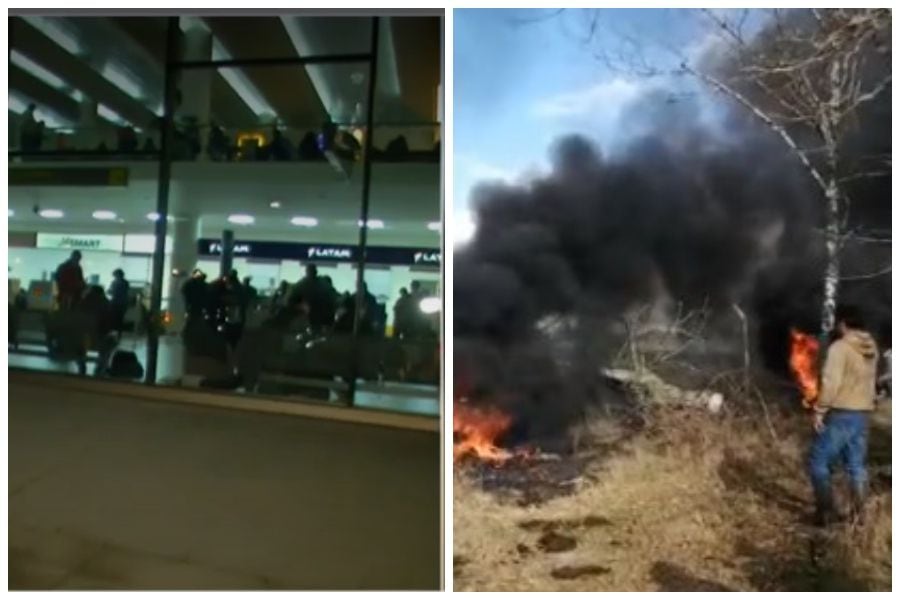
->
[207,241,252,255]
[199,239,440,267]
[307,246,353,260]
[413,251,441,265]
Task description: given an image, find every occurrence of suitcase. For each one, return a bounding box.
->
[108,350,144,380]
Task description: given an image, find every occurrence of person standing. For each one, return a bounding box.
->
[20,103,44,153]
[181,269,208,324]
[221,270,245,349]
[393,287,413,339]
[107,268,131,339]
[809,304,879,526]
[55,250,86,310]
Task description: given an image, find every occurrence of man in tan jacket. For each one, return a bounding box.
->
[809,304,879,526]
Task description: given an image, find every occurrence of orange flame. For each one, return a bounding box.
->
[789,328,820,408]
[453,399,514,463]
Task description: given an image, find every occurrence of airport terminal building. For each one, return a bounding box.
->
[8,14,442,414]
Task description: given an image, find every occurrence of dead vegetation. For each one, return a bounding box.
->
[454,404,891,591]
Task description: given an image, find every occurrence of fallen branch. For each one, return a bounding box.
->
[601,367,724,414]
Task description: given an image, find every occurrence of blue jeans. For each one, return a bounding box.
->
[809,410,869,495]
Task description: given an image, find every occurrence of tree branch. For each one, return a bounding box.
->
[850,74,892,110]
[684,63,831,196]
[840,265,892,281]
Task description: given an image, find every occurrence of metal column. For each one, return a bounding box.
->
[347,16,381,405]
[145,17,180,384]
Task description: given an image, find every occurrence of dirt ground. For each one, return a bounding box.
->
[454,401,892,591]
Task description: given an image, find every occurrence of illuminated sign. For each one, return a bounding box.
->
[413,251,441,265]
[199,239,440,267]
[207,241,252,255]
[307,246,352,260]
[37,233,122,252]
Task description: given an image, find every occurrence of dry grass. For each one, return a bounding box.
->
[454,405,892,591]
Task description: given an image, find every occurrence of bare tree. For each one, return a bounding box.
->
[579,8,891,336]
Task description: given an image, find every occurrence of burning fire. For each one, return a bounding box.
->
[789,328,820,408]
[453,399,514,463]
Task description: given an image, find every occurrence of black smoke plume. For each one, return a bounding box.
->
[455,76,890,441]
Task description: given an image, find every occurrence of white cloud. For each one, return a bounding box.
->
[683,30,729,67]
[459,155,517,183]
[454,210,477,247]
[532,77,645,119]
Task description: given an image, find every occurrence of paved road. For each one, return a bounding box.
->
[9,380,441,590]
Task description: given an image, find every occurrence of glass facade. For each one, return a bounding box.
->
[8,14,442,415]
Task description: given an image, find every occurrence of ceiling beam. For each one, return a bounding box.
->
[8,64,80,123]
[11,17,159,129]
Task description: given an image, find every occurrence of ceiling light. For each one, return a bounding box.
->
[419,297,441,315]
[98,104,129,126]
[101,63,143,99]
[8,209,14,218]
[39,209,64,219]
[22,16,81,54]
[92,210,117,221]
[10,50,67,89]
[8,94,30,115]
[358,219,385,229]
[269,201,282,209]
[147,212,160,221]
[427,221,441,231]
[291,216,318,227]
[228,214,255,225]
[8,91,71,129]
[213,40,276,117]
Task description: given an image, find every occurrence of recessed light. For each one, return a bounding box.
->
[290,216,318,227]
[39,209,64,219]
[358,219,384,229]
[269,201,282,209]
[228,214,255,225]
[427,221,441,231]
[92,210,117,221]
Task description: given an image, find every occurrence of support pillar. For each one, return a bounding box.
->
[166,214,201,333]
[220,229,234,277]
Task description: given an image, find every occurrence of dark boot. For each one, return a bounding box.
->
[850,482,868,525]
[813,483,839,527]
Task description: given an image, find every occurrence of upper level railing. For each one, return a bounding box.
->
[9,121,441,165]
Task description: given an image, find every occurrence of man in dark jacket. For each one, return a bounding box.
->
[181,269,208,323]
[107,268,130,338]
[55,250,86,310]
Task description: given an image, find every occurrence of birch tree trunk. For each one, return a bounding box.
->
[821,178,841,336]
[820,55,843,337]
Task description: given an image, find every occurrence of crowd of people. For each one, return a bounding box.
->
[10,247,437,385]
[177,263,440,391]
[179,263,435,354]
[14,103,438,164]
[52,250,132,335]
[10,250,141,377]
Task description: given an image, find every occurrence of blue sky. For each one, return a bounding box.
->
[453,8,734,235]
